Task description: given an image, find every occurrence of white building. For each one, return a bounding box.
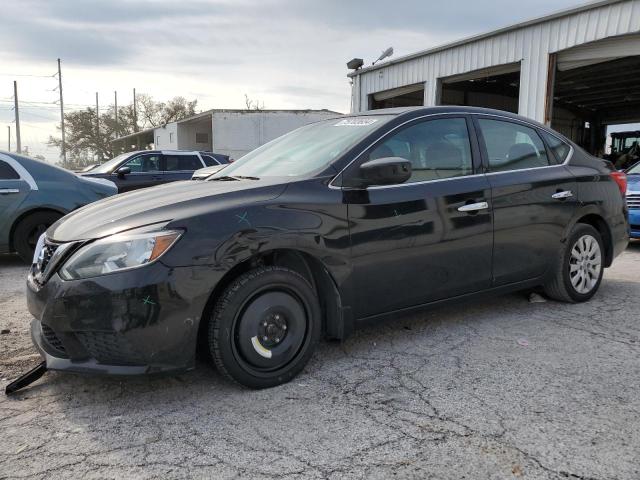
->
[349,0,640,154]
[114,109,340,160]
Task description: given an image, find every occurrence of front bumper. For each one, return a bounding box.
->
[629,208,640,239]
[26,261,216,375]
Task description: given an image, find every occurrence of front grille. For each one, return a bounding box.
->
[41,324,68,357]
[627,193,640,209]
[75,332,144,366]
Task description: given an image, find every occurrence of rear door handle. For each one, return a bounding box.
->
[0,188,20,194]
[458,201,489,212]
[552,190,573,199]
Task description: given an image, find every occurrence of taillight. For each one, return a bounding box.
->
[610,171,627,196]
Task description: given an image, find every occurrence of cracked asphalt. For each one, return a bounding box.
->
[1,243,639,479]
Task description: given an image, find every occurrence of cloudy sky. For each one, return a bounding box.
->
[0,0,587,162]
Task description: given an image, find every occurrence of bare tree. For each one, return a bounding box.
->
[244,94,265,111]
[136,94,197,128]
[48,94,198,170]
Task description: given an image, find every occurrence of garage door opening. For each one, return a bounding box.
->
[439,63,520,113]
[369,84,425,109]
[605,124,640,169]
[548,35,640,160]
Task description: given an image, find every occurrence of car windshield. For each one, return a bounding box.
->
[90,153,134,174]
[209,115,392,179]
[627,162,640,174]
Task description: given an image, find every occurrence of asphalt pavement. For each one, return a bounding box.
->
[1,244,639,479]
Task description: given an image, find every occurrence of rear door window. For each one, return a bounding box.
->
[164,155,203,171]
[201,155,220,166]
[0,160,20,179]
[540,131,571,163]
[476,119,551,172]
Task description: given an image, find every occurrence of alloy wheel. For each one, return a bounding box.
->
[569,234,602,294]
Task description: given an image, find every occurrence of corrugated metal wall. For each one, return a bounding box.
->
[351,0,640,123]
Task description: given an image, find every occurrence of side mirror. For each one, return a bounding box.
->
[115,166,131,177]
[358,157,411,187]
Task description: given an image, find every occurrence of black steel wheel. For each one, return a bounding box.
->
[208,266,321,388]
[13,211,61,263]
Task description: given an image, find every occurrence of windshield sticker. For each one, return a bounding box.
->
[334,118,378,127]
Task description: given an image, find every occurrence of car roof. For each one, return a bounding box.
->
[122,150,201,155]
[0,151,75,177]
[352,105,525,119]
[347,106,557,136]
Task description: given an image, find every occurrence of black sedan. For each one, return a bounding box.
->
[26,107,628,389]
[81,150,228,192]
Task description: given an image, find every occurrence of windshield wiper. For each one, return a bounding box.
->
[208,176,240,181]
[208,175,260,181]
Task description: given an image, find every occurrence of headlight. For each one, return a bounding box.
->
[59,229,182,280]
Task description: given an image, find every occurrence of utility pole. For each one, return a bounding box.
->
[13,81,21,154]
[95,92,99,160]
[7,126,10,151]
[57,58,66,163]
[95,92,99,136]
[114,90,118,135]
[133,88,138,132]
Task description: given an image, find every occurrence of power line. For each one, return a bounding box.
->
[0,99,57,106]
[0,72,56,78]
[20,111,57,121]
[20,121,53,130]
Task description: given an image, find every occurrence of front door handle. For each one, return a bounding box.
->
[458,201,489,212]
[0,188,20,194]
[552,190,573,200]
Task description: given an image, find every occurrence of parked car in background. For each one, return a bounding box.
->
[26,107,628,389]
[0,151,116,262]
[191,164,227,180]
[81,150,222,192]
[626,161,640,238]
[200,151,230,166]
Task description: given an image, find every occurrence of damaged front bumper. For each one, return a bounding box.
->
[30,319,148,375]
[26,261,215,375]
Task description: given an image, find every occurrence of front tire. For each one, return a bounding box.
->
[544,224,604,303]
[13,211,62,263]
[208,266,321,388]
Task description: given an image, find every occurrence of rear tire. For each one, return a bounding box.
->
[13,211,61,263]
[208,266,321,389]
[544,223,604,303]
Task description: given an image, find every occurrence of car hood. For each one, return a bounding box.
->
[192,165,226,179]
[47,178,288,242]
[76,175,118,196]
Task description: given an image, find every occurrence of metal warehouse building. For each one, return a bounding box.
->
[349,0,640,155]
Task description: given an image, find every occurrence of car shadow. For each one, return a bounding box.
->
[0,253,27,267]
[2,289,537,405]
[3,242,639,416]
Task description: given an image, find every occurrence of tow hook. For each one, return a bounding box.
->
[5,361,47,395]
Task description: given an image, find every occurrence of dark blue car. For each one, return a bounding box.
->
[81,150,229,193]
[626,162,640,238]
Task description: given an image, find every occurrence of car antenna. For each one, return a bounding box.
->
[5,361,48,395]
